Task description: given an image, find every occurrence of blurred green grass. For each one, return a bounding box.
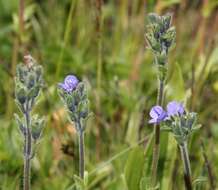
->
[0,0,218,189]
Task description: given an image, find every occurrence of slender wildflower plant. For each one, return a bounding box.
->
[145,13,176,186]
[149,101,201,190]
[58,75,89,180]
[14,55,45,190]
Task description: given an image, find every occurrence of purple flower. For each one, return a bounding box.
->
[166,101,184,117]
[149,105,167,124]
[59,75,79,93]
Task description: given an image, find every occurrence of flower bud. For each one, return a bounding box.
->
[162,14,172,30]
[31,116,45,141]
[27,74,36,89]
[58,78,90,132]
[72,90,80,106]
[14,114,26,136]
[28,85,40,98]
[145,13,176,64]
[35,65,43,81]
[16,87,27,104]
[147,13,161,24]
[78,100,89,119]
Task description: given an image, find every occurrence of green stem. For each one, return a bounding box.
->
[179,142,192,190]
[24,104,32,190]
[151,78,164,186]
[78,131,85,179]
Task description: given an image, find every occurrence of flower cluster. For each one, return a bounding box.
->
[15,56,45,143]
[58,75,89,133]
[148,105,167,124]
[15,61,43,108]
[145,13,176,64]
[149,101,200,144]
[145,13,176,81]
[149,101,184,124]
[58,75,79,93]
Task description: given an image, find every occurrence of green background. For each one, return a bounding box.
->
[0,0,218,189]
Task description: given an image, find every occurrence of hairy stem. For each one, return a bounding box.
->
[179,143,192,190]
[78,131,85,179]
[151,78,164,186]
[24,105,32,190]
[23,154,31,190]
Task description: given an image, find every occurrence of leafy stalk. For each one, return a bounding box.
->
[58,77,89,181]
[159,104,200,189]
[151,78,164,186]
[78,131,85,179]
[14,55,44,190]
[23,105,31,190]
[145,13,176,186]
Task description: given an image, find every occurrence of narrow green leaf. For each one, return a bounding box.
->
[125,104,141,145]
[124,147,145,190]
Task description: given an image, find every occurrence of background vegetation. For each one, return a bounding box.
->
[0,0,218,189]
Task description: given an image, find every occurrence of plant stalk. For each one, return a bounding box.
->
[78,131,85,179]
[151,78,164,186]
[179,142,192,190]
[24,105,32,190]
